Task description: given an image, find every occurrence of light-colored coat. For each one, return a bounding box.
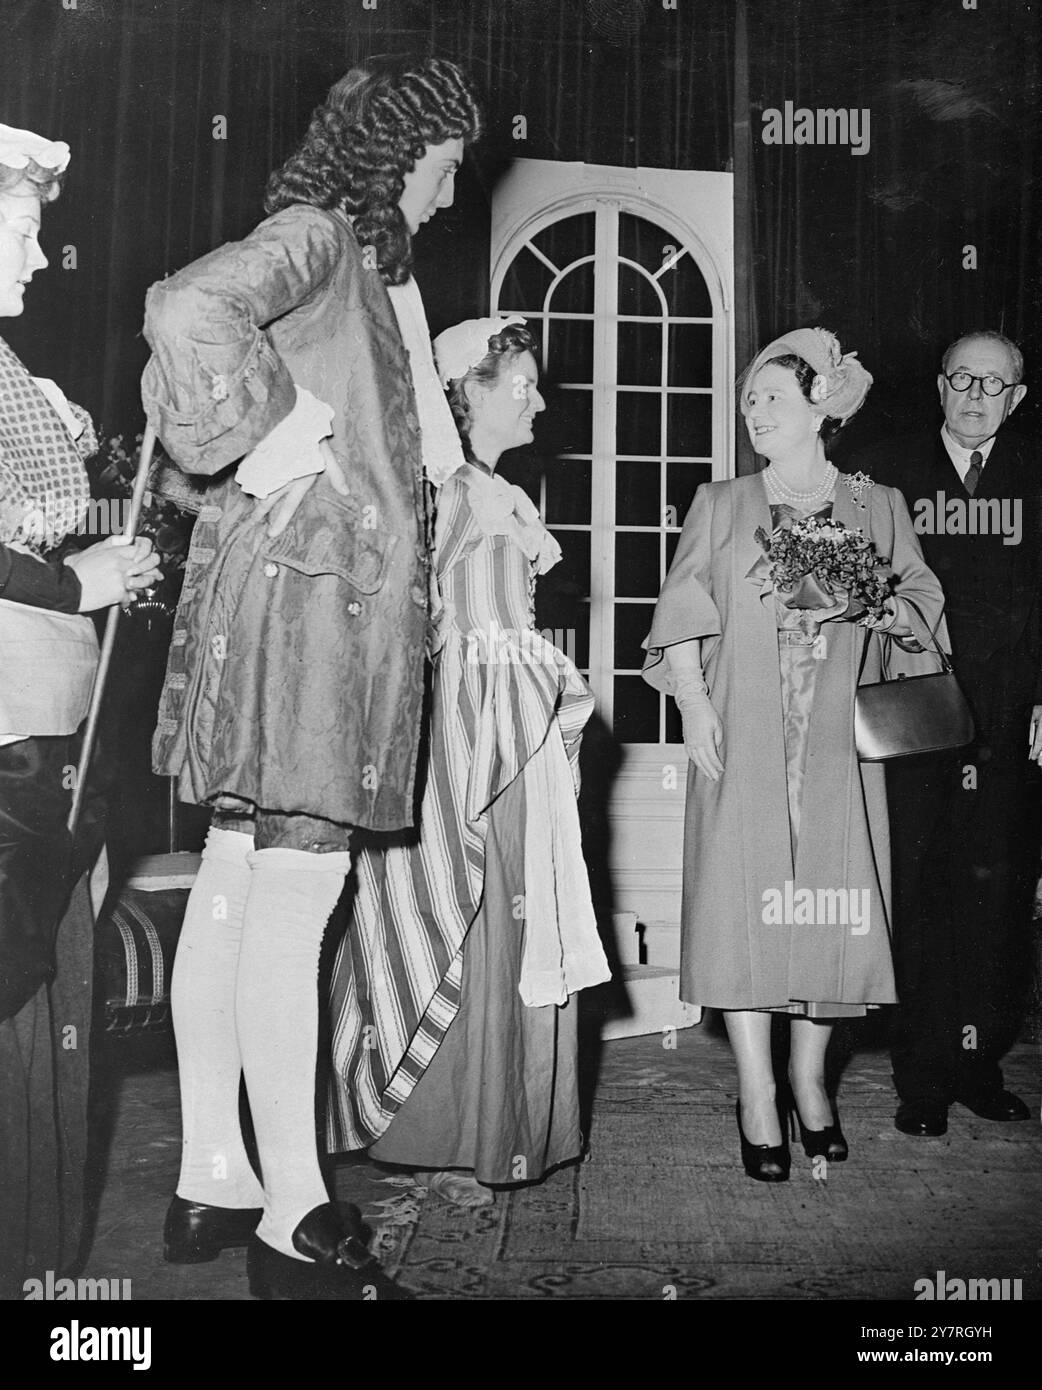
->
[643,473,947,1009]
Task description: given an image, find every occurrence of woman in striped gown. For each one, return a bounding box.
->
[328,318,610,1207]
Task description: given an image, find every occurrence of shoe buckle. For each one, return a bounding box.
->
[335,1235,373,1271]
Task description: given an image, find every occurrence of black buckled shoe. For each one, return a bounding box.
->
[163,1196,263,1264]
[954,1089,1031,1122]
[247,1202,414,1301]
[894,1100,948,1137]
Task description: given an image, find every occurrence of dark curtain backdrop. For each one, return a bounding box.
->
[0,0,735,439]
[1,0,1038,856]
[1,0,1037,450]
[744,0,1042,461]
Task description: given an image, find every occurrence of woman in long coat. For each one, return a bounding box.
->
[643,327,947,1181]
[142,58,481,1299]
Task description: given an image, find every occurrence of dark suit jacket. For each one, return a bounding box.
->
[848,430,1042,703]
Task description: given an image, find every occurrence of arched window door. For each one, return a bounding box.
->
[490,161,734,931]
[491,162,734,746]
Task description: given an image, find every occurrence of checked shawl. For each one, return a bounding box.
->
[0,335,93,552]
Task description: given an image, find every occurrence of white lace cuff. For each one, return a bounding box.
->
[235,385,334,498]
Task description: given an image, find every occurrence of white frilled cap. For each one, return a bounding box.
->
[0,123,71,174]
[433,315,527,388]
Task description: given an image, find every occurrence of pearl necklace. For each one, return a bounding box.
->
[764,462,837,507]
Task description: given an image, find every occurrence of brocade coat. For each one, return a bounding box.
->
[143,205,428,831]
[643,473,947,1010]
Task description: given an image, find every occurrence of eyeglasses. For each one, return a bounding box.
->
[943,371,1018,397]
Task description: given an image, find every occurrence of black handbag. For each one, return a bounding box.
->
[854,600,974,762]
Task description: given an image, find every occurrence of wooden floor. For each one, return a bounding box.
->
[80,1018,1041,1301]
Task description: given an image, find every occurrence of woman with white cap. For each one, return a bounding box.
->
[328,318,610,1210]
[643,327,947,1181]
[0,123,159,1298]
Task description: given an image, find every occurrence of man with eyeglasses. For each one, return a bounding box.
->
[849,330,1038,1138]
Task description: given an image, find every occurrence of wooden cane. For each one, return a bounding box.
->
[67,423,158,836]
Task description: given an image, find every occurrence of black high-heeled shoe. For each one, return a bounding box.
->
[785,1086,849,1162]
[735,1099,790,1183]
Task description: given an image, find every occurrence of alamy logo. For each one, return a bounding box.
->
[761,101,871,156]
[49,1321,151,1371]
[912,493,1021,546]
[762,880,870,935]
[914,1271,1022,1301]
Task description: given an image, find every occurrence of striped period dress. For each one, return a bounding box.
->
[326,463,608,1179]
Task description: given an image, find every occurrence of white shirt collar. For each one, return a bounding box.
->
[940,425,997,483]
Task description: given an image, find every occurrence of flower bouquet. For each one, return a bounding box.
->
[753,516,894,624]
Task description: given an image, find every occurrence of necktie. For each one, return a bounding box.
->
[964,450,984,495]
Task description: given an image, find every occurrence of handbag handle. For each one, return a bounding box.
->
[890,595,954,673]
[856,594,952,683]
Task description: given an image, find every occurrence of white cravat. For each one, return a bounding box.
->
[387,279,467,487]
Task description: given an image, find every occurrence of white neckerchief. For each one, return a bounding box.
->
[386,278,467,487]
[463,466,562,574]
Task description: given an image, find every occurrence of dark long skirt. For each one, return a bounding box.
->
[0,734,97,1300]
[0,872,94,1299]
[369,774,581,1185]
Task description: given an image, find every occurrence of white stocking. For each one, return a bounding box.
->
[170,827,265,1208]
[236,846,351,1260]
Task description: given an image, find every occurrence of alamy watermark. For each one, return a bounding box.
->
[762,880,871,935]
[761,101,871,157]
[912,493,1021,546]
[465,620,577,666]
[16,494,133,543]
[24,1271,132,1300]
[914,1270,1022,1301]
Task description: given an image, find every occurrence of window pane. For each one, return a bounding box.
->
[616,390,662,457]
[615,531,660,598]
[666,461,710,524]
[668,323,713,388]
[498,246,554,313]
[543,387,592,454]
[531,213,595,267]
[617,321,664,387]
[659,249,713,317]
[500,455,541,508]
[618,261,665,317]
[666,393,712,457]
[550,261,595,314]
[615,458,661,526]
[534,583,589,669]
[614,601,654,669]
[545,316,593,381]
[614,675,659,743]
[545,458,591,525]
[619,212,673,274]
[549,528,590,598]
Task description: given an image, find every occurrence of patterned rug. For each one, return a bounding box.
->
[81,1026,1041,1301]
